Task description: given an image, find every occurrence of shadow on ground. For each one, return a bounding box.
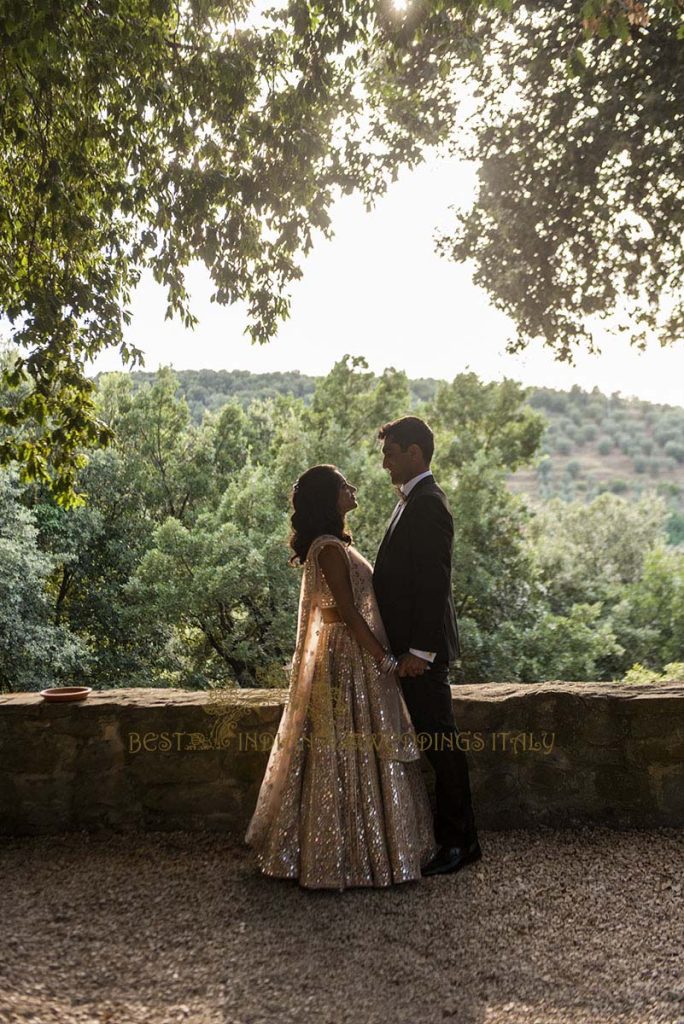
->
[0,826,682,1024]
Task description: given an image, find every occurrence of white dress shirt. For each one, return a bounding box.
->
[385,470,437,665]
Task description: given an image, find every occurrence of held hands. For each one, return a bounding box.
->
[376,649,430,677]
[397,653,430,678]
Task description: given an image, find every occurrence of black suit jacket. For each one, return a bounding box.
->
[373,475,461,666]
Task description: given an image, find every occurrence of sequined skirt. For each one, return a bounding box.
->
[253,621,438,890]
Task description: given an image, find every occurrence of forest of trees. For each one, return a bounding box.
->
[99,366,684,536]
[1,351,682,693]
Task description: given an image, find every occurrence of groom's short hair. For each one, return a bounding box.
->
[378,416,434,464]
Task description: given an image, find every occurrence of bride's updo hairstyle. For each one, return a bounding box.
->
[289,464,352,566]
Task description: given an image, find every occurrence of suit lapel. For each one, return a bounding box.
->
[375,476,434,568]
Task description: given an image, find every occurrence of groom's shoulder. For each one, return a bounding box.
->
[409,479,452,517]
[413,477,448,502]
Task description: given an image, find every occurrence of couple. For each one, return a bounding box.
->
[245,416,480,890]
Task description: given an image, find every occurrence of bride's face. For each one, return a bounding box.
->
[337,476,358,514]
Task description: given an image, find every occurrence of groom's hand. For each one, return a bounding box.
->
[397,653,430,678]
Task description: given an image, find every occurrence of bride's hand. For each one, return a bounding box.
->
[376,649,398,673]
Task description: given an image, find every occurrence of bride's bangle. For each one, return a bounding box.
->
[378,650,398,674]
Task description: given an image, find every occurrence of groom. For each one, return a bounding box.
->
[373,415,481,876]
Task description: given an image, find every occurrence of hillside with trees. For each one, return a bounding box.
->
[95,367,684,538]
[512,386,684,542]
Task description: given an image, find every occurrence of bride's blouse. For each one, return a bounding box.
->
[308,538,374,625]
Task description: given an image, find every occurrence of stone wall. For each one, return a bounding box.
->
[0,682,682,836]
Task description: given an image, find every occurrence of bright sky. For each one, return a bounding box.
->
[86,152,684,408]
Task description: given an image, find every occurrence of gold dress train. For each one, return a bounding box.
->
[244,534,438,890]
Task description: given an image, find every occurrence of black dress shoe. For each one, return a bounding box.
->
[422,839,482,877]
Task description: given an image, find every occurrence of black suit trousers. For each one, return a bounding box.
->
[400,663,478,848]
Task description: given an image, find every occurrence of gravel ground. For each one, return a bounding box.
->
[0,826,682,1024]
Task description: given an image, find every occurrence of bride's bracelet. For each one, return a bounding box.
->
[378,650,398,674]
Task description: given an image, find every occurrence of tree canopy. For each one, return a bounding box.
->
[0,0,682,505]
[439,0,684,361]
[0,0,496,504]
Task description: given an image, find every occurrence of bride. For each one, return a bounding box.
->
[244,464,438,890]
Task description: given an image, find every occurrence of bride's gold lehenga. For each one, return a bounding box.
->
[244,534,438,890]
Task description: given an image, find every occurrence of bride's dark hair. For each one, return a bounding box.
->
[289,464,352,566]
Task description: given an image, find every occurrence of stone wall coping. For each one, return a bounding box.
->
[1,680,682,711]
[2,681,683,833]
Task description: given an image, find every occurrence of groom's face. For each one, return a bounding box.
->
[381,439,417,486]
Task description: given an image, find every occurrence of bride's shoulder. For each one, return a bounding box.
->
[306,534,350,559]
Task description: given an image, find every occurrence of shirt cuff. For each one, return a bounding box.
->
[409,648,437,663]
